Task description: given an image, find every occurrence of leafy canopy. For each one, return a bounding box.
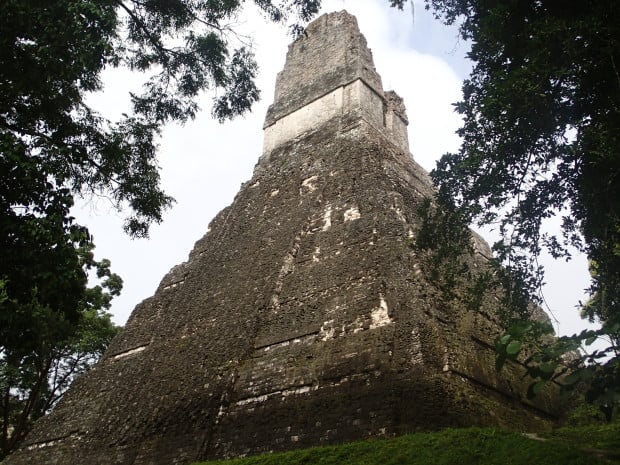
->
[423,0,620,416]
[1,0,317,455]
[1,271,120,459]
[1,0,411,455]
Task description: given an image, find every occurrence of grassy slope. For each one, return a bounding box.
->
[193,425,620,465]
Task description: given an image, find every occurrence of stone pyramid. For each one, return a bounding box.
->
[6,11,559,465]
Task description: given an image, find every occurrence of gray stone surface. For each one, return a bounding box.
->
[5,11,560,465]
[264,11,383,128]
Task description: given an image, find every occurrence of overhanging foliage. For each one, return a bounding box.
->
[422,0,620,417]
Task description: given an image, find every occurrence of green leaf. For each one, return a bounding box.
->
[505,340,522,356]
[539,362,556,374]
[585,335,598,346]
[563,369,584,386]
[527,381,546,399]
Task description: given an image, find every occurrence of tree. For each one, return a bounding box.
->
[422,0,620,416]
[2,0,414,455]
[0,250,122,460]
[0,0,310,455]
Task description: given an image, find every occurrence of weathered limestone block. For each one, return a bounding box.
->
[5,10,560,465]
[264,11,383,128]
[263,12,408,155]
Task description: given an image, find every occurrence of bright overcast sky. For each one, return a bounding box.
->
[79,0,592,339]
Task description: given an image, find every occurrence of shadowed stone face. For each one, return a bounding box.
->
[5,11,559,465]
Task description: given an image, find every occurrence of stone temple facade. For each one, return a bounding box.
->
[6,11,560,465]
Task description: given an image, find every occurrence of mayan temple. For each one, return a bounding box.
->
[6,11,560,465]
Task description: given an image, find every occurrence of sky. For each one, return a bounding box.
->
[79,0,593,340]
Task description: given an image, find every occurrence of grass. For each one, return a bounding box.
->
[543,423,620,460]
[192,424,620,465]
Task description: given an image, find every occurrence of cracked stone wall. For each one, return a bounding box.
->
[5,11,560,465]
